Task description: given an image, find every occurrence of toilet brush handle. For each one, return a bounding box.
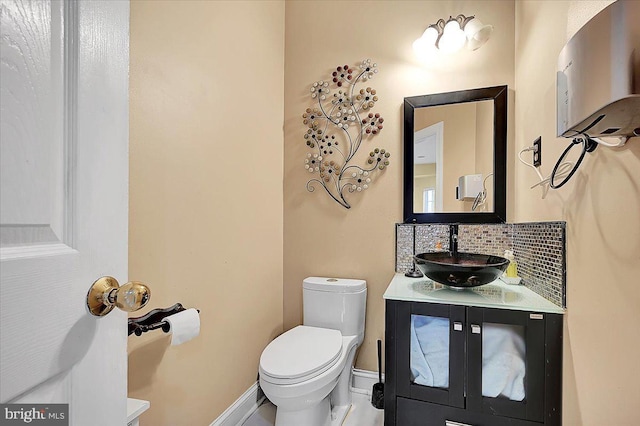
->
[377,339,382,383]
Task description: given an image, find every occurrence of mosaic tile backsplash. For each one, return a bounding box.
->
[396,222,566,307]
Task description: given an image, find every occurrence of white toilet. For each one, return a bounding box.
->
[259,277,367,426]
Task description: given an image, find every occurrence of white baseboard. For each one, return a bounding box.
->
[350,368,384,396]
[211,369,383,425]
[210,381,265,426]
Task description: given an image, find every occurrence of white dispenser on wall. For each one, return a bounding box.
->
[456,174,483,200]
[556,1,639,139]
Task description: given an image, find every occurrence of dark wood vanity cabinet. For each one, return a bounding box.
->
[385,300,562,426]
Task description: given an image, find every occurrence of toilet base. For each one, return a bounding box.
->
[274,398,353,426]
[331,404,352,426]
[275,395,331,426]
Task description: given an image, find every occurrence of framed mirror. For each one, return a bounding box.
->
[403,85,507,223]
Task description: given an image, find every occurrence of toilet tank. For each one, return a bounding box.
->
[303,277,366,340]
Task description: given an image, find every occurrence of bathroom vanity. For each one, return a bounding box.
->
[384,274,563,426]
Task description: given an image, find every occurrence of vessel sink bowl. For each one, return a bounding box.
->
[414,252,510,289]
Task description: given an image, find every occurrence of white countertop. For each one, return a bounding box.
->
[384,273,564,314]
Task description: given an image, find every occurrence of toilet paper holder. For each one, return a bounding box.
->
[128,303,200,336]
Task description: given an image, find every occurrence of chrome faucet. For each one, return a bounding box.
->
[449,224,459,257]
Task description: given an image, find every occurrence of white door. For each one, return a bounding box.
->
[1,0,129,424]
[414,121,444,211]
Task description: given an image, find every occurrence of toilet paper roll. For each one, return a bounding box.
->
[165,308,200,346]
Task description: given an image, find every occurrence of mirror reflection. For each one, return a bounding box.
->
[413,100,494,213]
[403,85,507,224]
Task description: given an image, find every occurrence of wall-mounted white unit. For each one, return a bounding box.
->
[456,174,482,200]
[557,0,640,139]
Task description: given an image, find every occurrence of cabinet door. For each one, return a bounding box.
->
[396,302,466,408]
[466,307,545,422]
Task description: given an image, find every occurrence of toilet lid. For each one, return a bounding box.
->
[260,326,342,380]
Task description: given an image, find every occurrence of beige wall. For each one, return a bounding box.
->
[515,1,640,424]
[475,100,494,212]
[284,0,515,372]
[128,1,284,424]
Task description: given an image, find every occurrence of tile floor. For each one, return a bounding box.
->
[242,391,384,426]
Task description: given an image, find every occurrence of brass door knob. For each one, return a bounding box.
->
[87,276,151,316]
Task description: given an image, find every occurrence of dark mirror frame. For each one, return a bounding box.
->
[403,85,508,223]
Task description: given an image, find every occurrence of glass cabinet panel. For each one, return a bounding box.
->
[481,323,526,401]
[410,314,450,389]
[467,307,546,423]
[398,302,465,408]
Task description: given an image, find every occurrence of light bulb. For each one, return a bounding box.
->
[463,17,493,50]
[438,19,466,53]
[421,26,439,46]
[413,26,438,56]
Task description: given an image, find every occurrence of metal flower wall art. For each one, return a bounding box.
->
[303,59,390,209]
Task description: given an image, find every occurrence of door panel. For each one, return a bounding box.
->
[1,0,79,401]
[0,0,67,247]
[0,0,129,424]
[397,302,465,408]
[467,308,545,423]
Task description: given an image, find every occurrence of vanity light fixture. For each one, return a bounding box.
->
[413,14,493,55]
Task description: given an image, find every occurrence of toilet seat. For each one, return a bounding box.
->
[260,326,342,385]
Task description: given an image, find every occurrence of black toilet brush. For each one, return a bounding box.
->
[371,339,384,409]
